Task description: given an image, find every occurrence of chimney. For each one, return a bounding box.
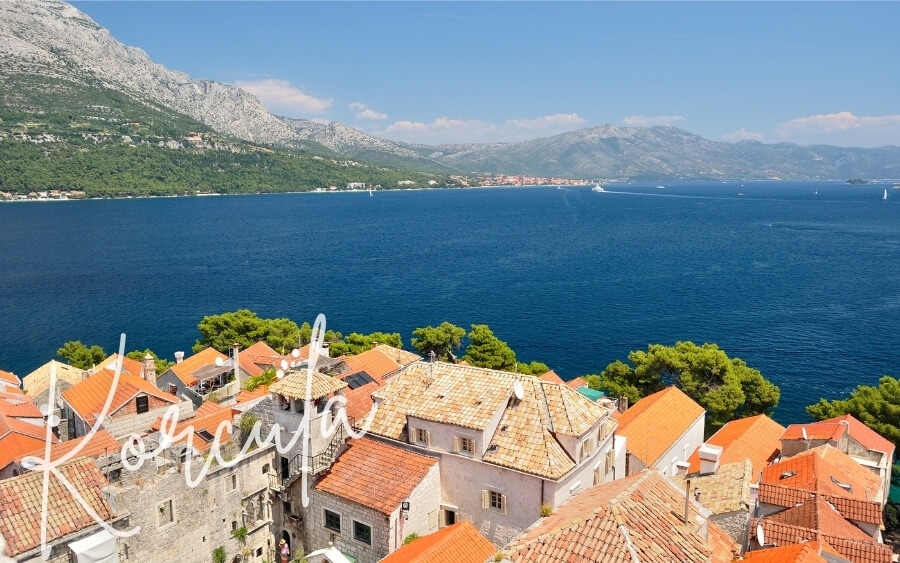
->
[232,343,240,384]
[618,396,629,413]
[143,353,157,385]
[698,444,723,476]
[174,351,184,364]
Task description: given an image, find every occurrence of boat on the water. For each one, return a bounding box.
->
[592,184,605,192]
[884,189,888,201]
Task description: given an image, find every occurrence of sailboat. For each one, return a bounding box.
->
[368,188,373,197]
[884,189,888,201]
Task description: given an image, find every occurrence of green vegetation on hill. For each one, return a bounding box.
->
[0,73,469,196]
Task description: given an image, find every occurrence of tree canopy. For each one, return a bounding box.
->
[516,361,552,375]
[328,331,403,357]
[463,324,517,372]
[807,376,900,448]
[411,322,466,362]
[57,340,106,370]
[588,341,780,430]
[193,309,304,353]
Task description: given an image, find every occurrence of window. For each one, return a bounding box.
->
[580,438,595,460]
[324,509,341,532]
[157,499,174,527]
[353,520,372,545]
[283,501,292,515]
[135,395,149,414]
[412,428,430,446]
[225,473,237,493]
[454,436,474,454]
[482,490,506,514]
[168,383,177,395]
[262,464,270,474]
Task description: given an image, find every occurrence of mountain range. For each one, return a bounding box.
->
[2,0,899,182]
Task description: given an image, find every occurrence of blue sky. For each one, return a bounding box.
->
[71,2,900,147]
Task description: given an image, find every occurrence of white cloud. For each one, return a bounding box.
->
[377,113,586,144]
[348,102,388,120]
[775,111,900,147]
[234,79,332,116]
[622,115,685,127]
[722,128,764,142]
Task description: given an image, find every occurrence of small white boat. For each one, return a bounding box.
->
[368,188,373,197]
[884,189,888,201]
[592,184,605,192]
[656,185,665,189]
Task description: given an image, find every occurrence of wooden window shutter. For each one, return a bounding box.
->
[594,465,601,486]
[439,509,447,527]
[409,427,416,444]
[453,436,460,452]
[424,430,431,446]
[501,494,507,515]
[481,490,489,509]
[428,510,438,529]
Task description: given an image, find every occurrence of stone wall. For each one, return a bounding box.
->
[104,400,193,440]
[106,443,276,563]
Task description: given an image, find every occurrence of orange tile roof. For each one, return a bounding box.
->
[0,394,43,419]
[372,344,421,367]
[168,347,229,387]
[0,457,113,556]
[759,445,883,525]
[503,470,716,562]
[0,388,25,398]
[150,402,237,453]
[759,497,891,563]
[538,370,565,384]
[687,414,785,476]
[17,429,119,465]
[337,348,403,383]
[817,414,894,456]
[379,521,496,563]
[742,543,830,563]
[93,353,144,379]
[707,520,741,563]
[239,341,282,377]
[234,384,270,405]
[0,370,18,387]
[314,438,437,515]
[565,376,588,390]
[343,380,380,421]
[61,367,178,425]
[0,400,59,470]
[615,386,705,468]
[782,422,845,442]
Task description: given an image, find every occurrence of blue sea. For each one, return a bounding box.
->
[1,181,898,424]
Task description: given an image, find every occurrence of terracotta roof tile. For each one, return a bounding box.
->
[93,353,144,379]
[150,402,237,454]
[61,367,178,425]
[168,347,229,387]
[371,344,421,367]
[503,470,716,562]
[707,520,741,563]
[0,370,18,387]
[379,520,496,563]
[538,370,565,385]
[0,457,113,556]
[742,543,831,563]
[17,429,119,465]
[687,414,785,476]
[234,384,270,405]
[22,360,85,400]
[366,362,611,479]
[0,394,43,419]
[759,445,883,525]
[268,369,346,400]
[616,386,705,468]
[238,341,282,377]
[819,415,894,457]
[314,438,437,515]
[337,348,403,383]
[670,459,752,515]
[565,376,589,390]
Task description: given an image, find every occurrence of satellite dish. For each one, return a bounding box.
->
[46,414,61,428]
[291,349,300,358]
[39,403,51,416]
[513,381,524,401]
[276,369,285,379]
[215,357,224,367]
[280,359,289,370]
[756,523,766,546]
